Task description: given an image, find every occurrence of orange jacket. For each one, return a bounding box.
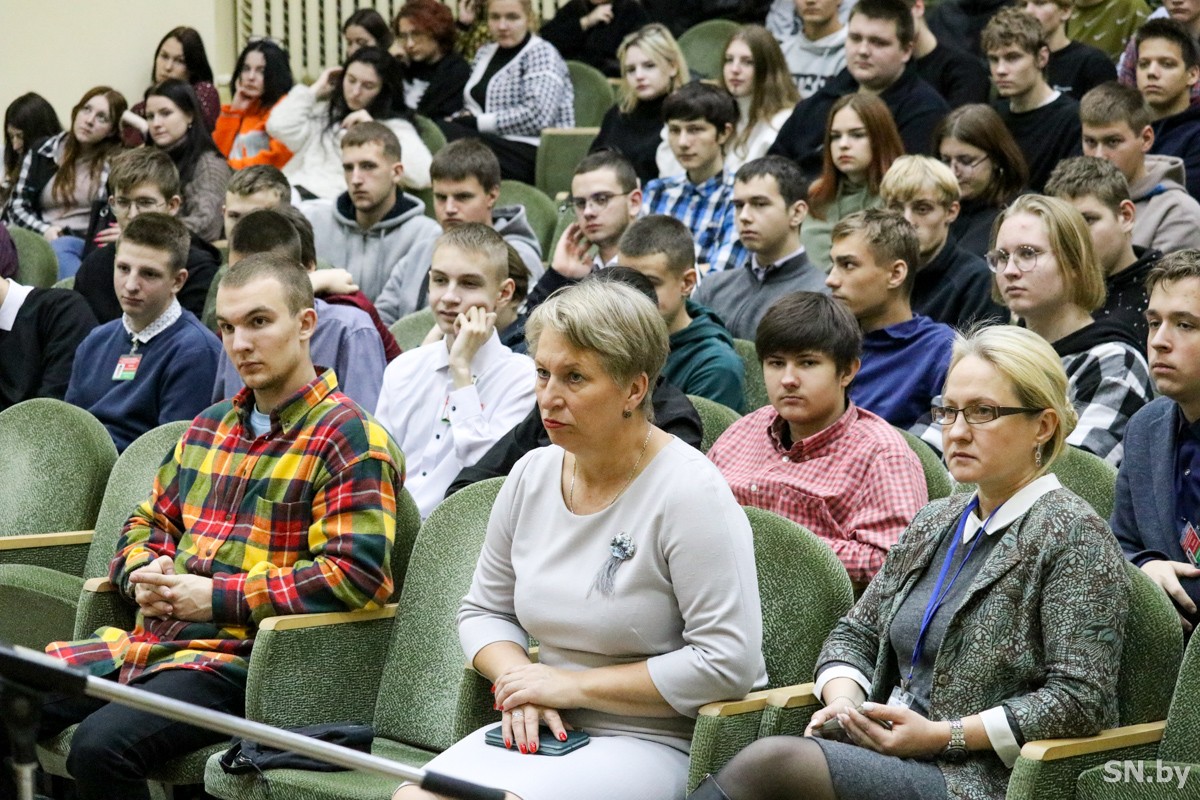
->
[214,100,293,170]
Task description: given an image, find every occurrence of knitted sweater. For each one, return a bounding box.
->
[463,36,575,145]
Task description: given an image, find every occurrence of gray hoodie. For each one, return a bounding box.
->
[302,191,442,303]
[1129,154,1200,254]
[767,0,848,97]
[374,204,546,325]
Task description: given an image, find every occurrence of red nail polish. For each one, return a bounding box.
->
[490,684,496,693]
[531,742,538,753]
[559,732,567,741]
[519,744,526,754]
[504,738,510,749]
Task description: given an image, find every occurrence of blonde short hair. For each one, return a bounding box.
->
[526,281,668,418]
[990,194,1107,312]
[880,155,960,207]
[949,325,1078,470]
[616,24,689,114]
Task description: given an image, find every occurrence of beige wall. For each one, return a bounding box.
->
[0,0,235,130]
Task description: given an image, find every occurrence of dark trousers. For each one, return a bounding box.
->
[437,120,539,185]
[0,668,244,800]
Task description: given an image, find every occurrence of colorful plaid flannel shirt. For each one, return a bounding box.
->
[47,369,403,686]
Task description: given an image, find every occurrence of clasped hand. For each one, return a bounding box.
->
[127,554,214,622]
[492,663,577,754]
[447,306,496,386]
[806,700,950,759]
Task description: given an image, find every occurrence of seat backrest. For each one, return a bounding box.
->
[732,338,768,412]
[566,61,615,127]
[413,113,447,155]
[389,307,436,352]
[82,420,190,579]
[535,127,601,200]
[1117,562,1184,727]
[1160,612,1200,761]
[744,506,855,688]
[388,488,423,603]
[678,19,741,80]
[0,399,117,537]
[1048,445,1118,521]
[498,180,558,255]
[374,477,504,750]
[896,428,952,500]
[689,394,742,453]
[7,224,58,288]
[411,185,438,221]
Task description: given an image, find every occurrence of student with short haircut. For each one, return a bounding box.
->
[826,208,954,437]
[642,82,745,273]
[880,155,1008,329]
[707,290,927,585]
[1119,5,1200,108]
[211,209,388,410]
[693,155,828,340]
[302,121,441,302]
[768,0,949,179]
[1045,156,1162,344]
[1023,0,1115,99]
[374,223,535,517]
[375,136,544,324]
[982,7,1082,192]
[616,215,746,410]
[1080,81,1200,252]
[1113,251,1200,631]
[907,0,992,107]
[1134,19,1200,199]
[222,164,291,235]
[74,147,221,323]
[66,213,221,452]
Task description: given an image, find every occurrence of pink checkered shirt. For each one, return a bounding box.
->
[708,403,928,584]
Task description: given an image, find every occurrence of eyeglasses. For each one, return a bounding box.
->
[931,404,1044,425]
[109,196,165,213]
[985,245,1047,274]
[565,191,630,213]
[939,153,989,173]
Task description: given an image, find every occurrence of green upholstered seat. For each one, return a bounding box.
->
[388,307,436,353]
[497,180,558,256]
[688,394,742,453]
[678,20,740,80]
[686,507,854,791]
[896,428,952,500]
[412,113,446,155]
[955,444,1118,520]
[731,338,768,412]
[203,479,505,800]
[566,60,615,127]
[0,420,185,650]
[535,127,600,200]
[8,223,58,287]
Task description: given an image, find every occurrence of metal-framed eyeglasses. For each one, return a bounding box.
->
[108,196,166,214]
[564,191,630,213]
[985,245,1046,274]
[931,404,1045,425]
[939,153,989,173]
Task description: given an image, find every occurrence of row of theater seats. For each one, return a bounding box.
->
[0,397,1188,799]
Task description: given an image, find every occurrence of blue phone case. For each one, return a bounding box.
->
[483,724,590,756]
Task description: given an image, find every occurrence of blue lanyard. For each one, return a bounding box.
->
[906,497,999,688]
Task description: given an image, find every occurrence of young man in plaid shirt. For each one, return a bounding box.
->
[8,253,404,800]
[706,291,927,589]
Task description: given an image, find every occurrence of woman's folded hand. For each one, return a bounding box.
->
[494,662,579,712]
[837,703,951,760]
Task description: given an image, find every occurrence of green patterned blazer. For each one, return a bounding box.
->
[818,488,1131,800]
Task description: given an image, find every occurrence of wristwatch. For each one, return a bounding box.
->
[942,719,968,762]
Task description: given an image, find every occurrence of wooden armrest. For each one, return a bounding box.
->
[698,688,774,718]
[258,603,398,632]
[1019,721,1166,762]
[765,683,819,709]
[541,127,601,137]
[83,578,116,593]
[0,530,94,551]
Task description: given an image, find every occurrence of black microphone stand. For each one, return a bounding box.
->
[0,643,505,800]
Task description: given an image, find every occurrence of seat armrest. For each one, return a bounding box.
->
[1019,722,1166,762]
[256,604,397,632]
[766,682,819,709]
[698,689,774,718]
[73,578,134,638]
[0,530,94,550]
[82,577,115,593]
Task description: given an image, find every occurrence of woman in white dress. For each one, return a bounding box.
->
[394,280,766,800]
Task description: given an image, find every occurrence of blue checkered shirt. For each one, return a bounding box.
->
[642,170,746,273]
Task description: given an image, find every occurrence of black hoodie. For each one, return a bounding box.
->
[1094,247,1162,349]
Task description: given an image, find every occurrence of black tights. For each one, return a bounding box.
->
[709,736,838,800]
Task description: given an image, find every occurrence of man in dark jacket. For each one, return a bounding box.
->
[1138,18,1200,199]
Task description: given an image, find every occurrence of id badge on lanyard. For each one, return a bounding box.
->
[113,340,142,381]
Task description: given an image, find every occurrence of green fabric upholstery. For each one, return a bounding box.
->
[413,113,446,155]
[498,180,558,255]
[689,394,742,453]
[205,478,505,800]
[0,399,116,538]
[8,223,58,287]
[732,338,768,412]
[678,20,741,80]
[535,127,600,200]
[412,185,437,220]
[897,428,952,500]
[201,264,226,331]
[0,564,85,650]
[687,507,855,791]
[388,307,436,352]
[566,60,616,127]
[53,276,74,289]
[955,445,1118,520]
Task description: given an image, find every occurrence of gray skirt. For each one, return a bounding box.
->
[813,736,949,800]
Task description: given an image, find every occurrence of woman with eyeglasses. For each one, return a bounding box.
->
[989,194,1152,465]
[391,0,472,120]
[122,27,219,148]
[801,93,904,271]
[267,45,432,199]
[931,104,1028,258]
[687,323,1130,800]
[213,39,295,170]
[6,86,127,278]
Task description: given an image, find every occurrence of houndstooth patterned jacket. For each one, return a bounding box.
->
[464,35,574,145]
